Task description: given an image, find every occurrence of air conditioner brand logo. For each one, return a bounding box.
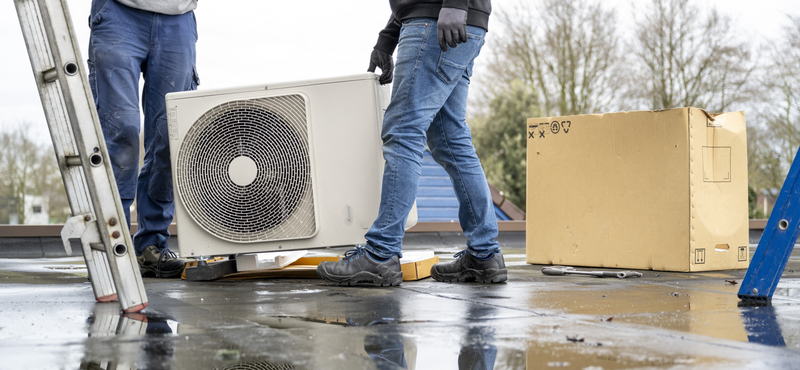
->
[168,107,178,140]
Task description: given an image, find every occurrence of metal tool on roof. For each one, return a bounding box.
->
[541,266,643,279]
[15,0,147,312]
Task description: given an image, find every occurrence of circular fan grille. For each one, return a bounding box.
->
[176,95,316,242]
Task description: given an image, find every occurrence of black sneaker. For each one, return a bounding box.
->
[137,245,186,278]
[317,246,403,287]
[431,250,507,283]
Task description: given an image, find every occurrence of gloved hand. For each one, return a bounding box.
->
[437,7,468,51]
[368,49,394,85]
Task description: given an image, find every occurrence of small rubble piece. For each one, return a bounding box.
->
[670,292,681,297]
[547,362,570,367]
[725,280,738,285]
[655,274,660,277]
[566,335,584,342]
[604,317,614,322]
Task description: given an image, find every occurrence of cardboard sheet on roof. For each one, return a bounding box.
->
[526,108,749,272]
[207,251,439,281]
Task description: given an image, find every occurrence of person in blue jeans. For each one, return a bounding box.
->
[88,0,198,278]
[318,0,507,286]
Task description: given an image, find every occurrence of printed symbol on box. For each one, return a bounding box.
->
[528,131,535,139]
[562,121,571,133]
[702,146,731,182]
[738,246,748,261]
[550,121,560,134]
[539,130,546,138]
[695,248,706,264]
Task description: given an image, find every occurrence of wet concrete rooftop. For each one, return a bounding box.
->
[1,246,800,369]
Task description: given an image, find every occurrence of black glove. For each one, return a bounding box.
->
[437,7,468,51]
[368,49,394,85]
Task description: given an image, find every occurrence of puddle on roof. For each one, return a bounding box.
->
[527,281,798,348]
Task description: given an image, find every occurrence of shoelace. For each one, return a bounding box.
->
[343,246,367,264]
[453,250,467,259]
[157,247,178,270]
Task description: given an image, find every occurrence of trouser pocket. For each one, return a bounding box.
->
[436,33,484,84]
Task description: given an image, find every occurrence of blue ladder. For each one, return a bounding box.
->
[738,151,800,303]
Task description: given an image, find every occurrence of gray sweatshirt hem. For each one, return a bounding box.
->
[114,0,197,15]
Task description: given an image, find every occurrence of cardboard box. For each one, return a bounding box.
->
[236,251,308,271]
[216,251,439,281]
[400,251,440,281]
[526,108,749,271]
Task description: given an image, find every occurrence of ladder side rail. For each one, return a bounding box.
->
[738,149,800,301]
[15,0,117,301]
[39,0,147,312]
[15,0,91,215]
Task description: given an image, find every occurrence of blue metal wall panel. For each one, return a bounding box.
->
[415,151,510,222]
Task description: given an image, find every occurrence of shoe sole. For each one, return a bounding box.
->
[431,267,508,283]
[317,267,403,287]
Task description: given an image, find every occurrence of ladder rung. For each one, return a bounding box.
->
[64,155,81,166]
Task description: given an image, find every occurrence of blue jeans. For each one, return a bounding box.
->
[87,0,198,254]
[365,19,500,259]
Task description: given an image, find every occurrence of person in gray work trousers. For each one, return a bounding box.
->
[88,0,198,278]
[317,0,507,286]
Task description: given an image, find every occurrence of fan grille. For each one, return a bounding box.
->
[176,95,316,243]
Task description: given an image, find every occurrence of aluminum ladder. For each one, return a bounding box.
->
[15,0,148,312]
[738,150,800,303]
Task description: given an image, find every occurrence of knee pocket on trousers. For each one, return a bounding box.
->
[147,178,174,203]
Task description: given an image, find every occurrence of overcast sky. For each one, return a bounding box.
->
[1,0,797,144]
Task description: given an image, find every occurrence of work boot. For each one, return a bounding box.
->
[317,246,403,287]
[431,250,507,283]
[137,245,186,278]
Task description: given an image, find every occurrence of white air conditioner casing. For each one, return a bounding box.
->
[166,73,417,257]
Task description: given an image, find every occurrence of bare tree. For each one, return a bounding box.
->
[0,123,69,224]
[747,16,800,206]
[632,0,758,112]
[480,0,624,117]
[761,16,800,164]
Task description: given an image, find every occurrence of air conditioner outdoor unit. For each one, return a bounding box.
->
[166,73,417,257]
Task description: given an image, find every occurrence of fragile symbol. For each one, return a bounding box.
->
[528,131,535,139]
[551,121,560,134]
[539,130,546,138]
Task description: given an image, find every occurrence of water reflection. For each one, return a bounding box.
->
[738,303,787,347]
[336,295,500,369]
[457,304,497,370]
[364,334,408,370]
[80,303,177,370]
